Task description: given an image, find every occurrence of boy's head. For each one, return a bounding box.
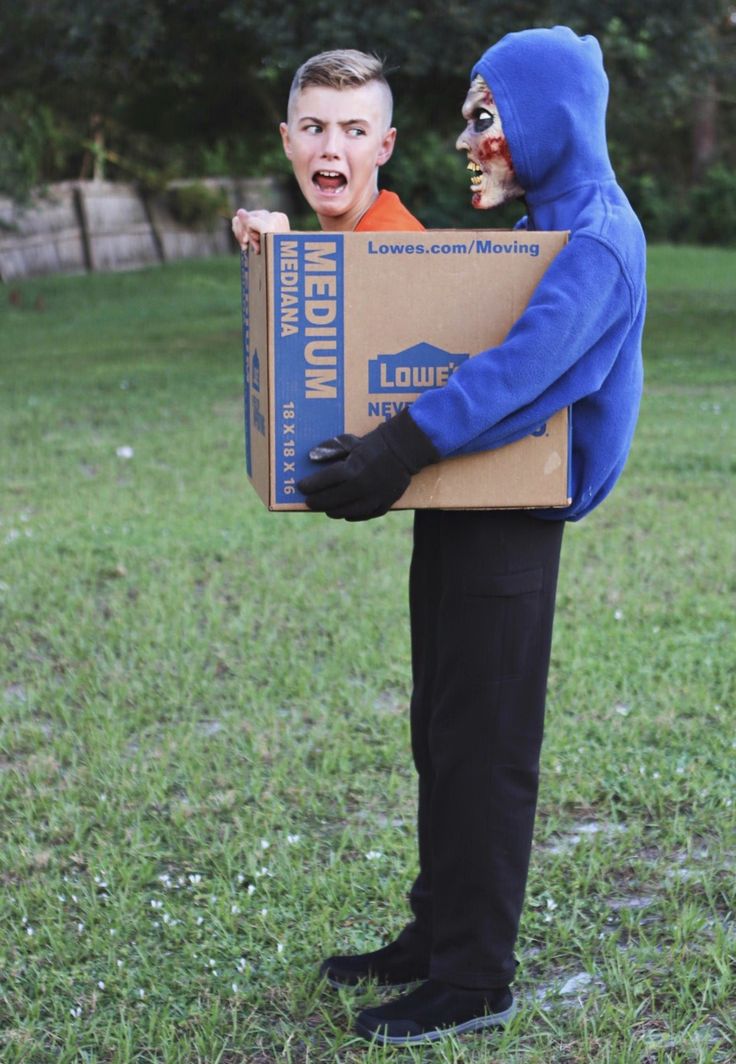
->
[280,50,397,231]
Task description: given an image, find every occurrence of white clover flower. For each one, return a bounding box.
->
[150,899,163,910]
[546,898,557,910]
[247,884,256,896]
[287,834,300,845]
[26,926,34,936]
[188,874,202,886]
[277,943,284,954]
[260,908,268,917]
[97,981,105,990]
[70,1006,82,1018]
[116,446,134,459]
[365,851,384,861]
[236,958,247,973]
[196,916,204,926]
[231,904,240,915]
[232,982,238,993]
[260,839,270,850]
[77,922,85,933]
[137,988,145,999]
[614,609,623,621]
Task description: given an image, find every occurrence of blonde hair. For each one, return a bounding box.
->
[287,49,393,125]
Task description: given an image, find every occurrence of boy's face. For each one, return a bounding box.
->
[280,82,396,231]
[456,76,524,209]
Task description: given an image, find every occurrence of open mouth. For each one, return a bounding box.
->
[313,170,347,194]
[466,159,483,188]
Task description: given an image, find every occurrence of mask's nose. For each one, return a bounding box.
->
[456,126,471,153]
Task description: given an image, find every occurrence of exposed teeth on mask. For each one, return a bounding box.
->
[467,160,483,186]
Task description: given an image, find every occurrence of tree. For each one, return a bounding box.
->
[1,0,734,238]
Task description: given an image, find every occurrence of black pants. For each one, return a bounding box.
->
[397,509,565,988]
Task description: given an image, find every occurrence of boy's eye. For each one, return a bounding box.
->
[347,127,366,137]
[304,124,322,134]
[473,109,495,133]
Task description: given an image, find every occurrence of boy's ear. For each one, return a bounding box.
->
[377,127,397,167]
[279,122,292,160]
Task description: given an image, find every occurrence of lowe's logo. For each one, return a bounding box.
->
[368,342,469,394]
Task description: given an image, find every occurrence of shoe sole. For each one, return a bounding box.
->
[354,1000,517,1045]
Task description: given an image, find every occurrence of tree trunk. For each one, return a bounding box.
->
[692,80,718,181]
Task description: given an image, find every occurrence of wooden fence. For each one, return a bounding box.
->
[0,177,293,282]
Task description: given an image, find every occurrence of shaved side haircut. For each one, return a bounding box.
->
[287,49,393,128]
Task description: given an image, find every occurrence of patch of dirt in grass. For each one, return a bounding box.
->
[541,819,628,854]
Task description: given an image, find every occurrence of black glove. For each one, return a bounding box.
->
[297,409,440,521]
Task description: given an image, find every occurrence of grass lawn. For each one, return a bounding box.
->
[1,245,734,1063]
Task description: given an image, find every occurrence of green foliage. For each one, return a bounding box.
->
[0,94,67,201]
[1,1,735,241]
[165,182,230,228]
[622,166,736,246]
[622,173,685,243]
[685,165,736,245]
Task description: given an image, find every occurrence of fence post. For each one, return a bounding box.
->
[72,184,95,273]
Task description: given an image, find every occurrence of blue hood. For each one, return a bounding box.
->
[472,26,615,217]
[410,25,646,521]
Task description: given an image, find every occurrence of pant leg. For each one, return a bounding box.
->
[395,510,443,959]
[404,509,564,987]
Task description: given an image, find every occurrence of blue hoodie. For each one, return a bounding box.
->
[409,26,646,520]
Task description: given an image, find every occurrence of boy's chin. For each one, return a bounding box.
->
[309,194,351,218]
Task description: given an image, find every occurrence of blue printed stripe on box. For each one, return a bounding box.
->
[240,250,252,477]
[273,235,345,504]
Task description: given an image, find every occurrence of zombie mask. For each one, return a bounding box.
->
[456,75,524,209]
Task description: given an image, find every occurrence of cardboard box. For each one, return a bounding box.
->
[241,229,570,511]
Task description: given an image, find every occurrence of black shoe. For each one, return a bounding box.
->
[319,939,430,990]
[354,978,515,1045]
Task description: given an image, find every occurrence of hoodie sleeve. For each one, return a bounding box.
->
[409,233,637,457]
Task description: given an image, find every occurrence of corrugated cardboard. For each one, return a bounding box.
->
[241,229,570,511]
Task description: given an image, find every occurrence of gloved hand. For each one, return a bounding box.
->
[297,409,440,521]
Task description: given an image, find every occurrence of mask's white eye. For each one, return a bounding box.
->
[347,127,366,137]
[303,124,322,134]
[473,109,495,133]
